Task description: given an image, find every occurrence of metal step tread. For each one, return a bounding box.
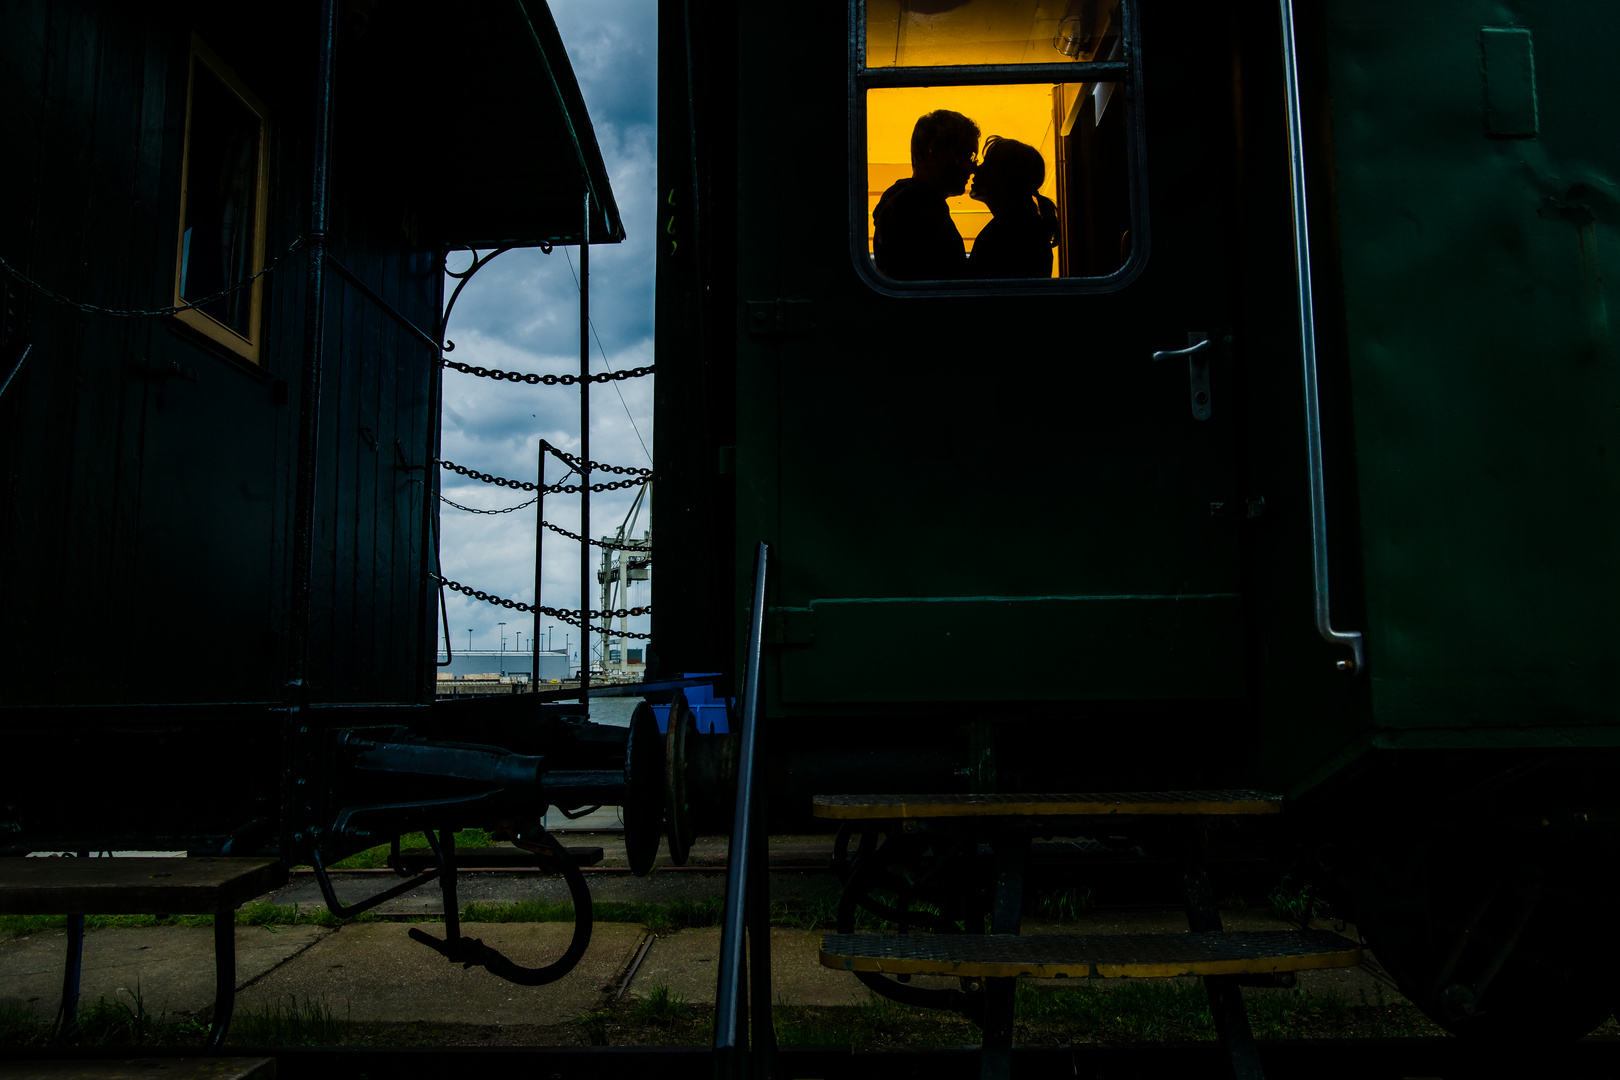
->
[819,930,1360,979]
[812,790,1283,820]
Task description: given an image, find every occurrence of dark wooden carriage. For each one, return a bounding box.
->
[0,0,622,855]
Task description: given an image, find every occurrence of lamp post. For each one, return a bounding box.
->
[467,629,473,654]
[499,621,506,652]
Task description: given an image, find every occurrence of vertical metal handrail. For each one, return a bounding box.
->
[532,441,544,690]
[715,541,771,1080]
[286,0,339,701]
[578,190,592,703]
[1279,0,1365,675]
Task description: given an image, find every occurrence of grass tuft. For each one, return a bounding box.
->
[631,984,686,1025]
[230,995,349,1046]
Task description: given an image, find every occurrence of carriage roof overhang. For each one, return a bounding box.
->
[358,0,625,251]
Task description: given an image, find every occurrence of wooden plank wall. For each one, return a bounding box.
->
[0,0,440,710]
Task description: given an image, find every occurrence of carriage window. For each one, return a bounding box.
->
[173,39,271,362]
[856,0,1141,289]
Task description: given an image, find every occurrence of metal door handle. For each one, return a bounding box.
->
[1152,333,1213,420]
[1151,338,1212,362]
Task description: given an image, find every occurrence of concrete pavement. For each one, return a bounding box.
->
[0,834,1407,1038]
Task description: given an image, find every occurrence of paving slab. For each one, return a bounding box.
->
[623,927,964,1007]
[235,921,644,1026]
[0,924,329,1021]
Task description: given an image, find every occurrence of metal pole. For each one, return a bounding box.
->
[534,441,544,692]
[1279,0,1364,675]
[286,0,339,702]
[579,190,591,705]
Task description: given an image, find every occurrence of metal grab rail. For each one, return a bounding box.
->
[715,541,773,1080]
[1279,0,1366,675]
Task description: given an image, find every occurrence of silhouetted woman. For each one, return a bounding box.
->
[966,136,1059,279]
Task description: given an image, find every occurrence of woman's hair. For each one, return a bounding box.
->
[979,136,1059,247]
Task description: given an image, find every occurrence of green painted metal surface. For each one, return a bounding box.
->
[729,4,1256,713]
[1324,3,1620,732]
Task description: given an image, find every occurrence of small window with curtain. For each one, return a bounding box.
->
[855,0,1143,291]
[173,37,271,362]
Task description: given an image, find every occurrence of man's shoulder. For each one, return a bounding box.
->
[875,178,944,219]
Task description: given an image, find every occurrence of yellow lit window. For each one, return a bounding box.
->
[173,38,271,362]
[855,0,1139,288]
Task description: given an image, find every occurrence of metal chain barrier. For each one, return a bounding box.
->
[440,494,539,516]
[0,238,308,319]
[441,358,653,387]
[430,573,651,637]
[438,458,648,495]
[540,441,653,478]
[539,518,653,551]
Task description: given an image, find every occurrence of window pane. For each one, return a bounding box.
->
[866,0,1119,68]
[866,80,1130,280]
[179,63,262,339]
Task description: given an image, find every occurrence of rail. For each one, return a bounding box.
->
[1278,0,1365,675]
[714,541,773,1080]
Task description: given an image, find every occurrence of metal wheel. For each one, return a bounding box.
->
[623,700,667,876]
[1354,826,1620,1041]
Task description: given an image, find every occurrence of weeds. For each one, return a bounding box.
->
[230,995,349,1046]
[1267,876,1327,927]
[1035,888,1093,921]
[325,829,495,871]
[632,985,686,1025]
[461,896,724,933]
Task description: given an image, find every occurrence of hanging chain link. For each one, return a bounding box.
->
[437,459,649,495]
[0,238,308,319]
[540,441,653,478]
[441,358,653,386]
[539,518,653,551]
[430,573,650,634]
[440,494,539,515]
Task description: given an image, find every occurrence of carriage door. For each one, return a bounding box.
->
[737,0,1254,707]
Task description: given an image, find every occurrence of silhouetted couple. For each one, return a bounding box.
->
[872,110,1057,281]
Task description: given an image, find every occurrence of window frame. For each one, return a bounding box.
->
[849,0,1150,297]
[172,35,272,364]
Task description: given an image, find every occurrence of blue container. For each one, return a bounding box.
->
[651,674,731,734]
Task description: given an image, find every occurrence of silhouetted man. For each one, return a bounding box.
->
[873,110,981,281]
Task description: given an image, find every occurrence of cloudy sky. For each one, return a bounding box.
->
[436,0,656,666]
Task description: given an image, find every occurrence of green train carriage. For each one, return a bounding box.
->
[651,0,1620,1039]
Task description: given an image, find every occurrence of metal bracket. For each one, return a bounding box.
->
[1152,333,1213,420]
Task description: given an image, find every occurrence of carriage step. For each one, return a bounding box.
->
[819,930,1359,979]
[812,790,1283,821]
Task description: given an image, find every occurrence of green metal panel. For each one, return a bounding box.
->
[1324,3,1620,732]
[776,594,1244,702]
[732,4,1261,713]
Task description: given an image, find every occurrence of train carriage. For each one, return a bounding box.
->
[652,0,1620,1044]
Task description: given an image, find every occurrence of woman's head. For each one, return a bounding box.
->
[969,136,1045,205]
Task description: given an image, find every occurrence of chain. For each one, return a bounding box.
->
[440,494,539,515]
[438,459,648,495]
[540,518,653,551]
[441,359,653,386]
[0,238,307,318]
[430,574,650,633]
[541,442,653,478]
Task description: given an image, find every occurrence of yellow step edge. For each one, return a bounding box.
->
[819,932,1361,981]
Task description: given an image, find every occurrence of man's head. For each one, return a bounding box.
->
[910,109,981,197]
